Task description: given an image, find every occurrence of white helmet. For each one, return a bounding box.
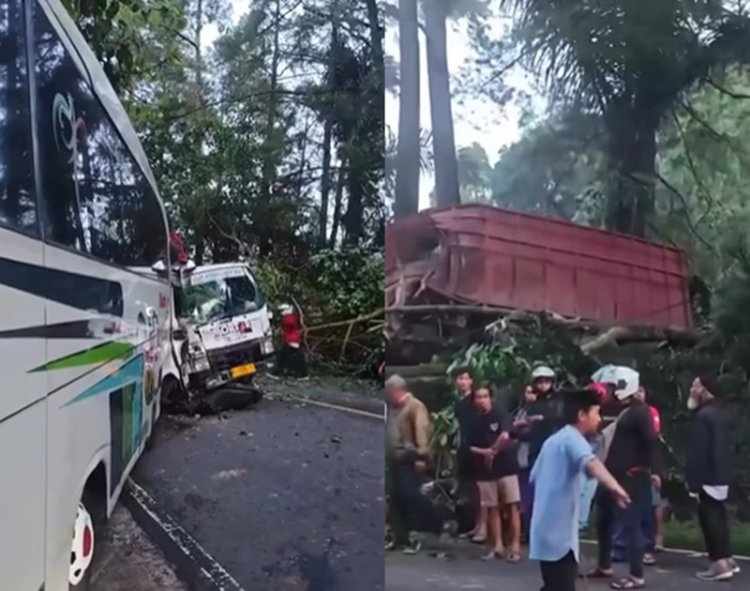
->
[531,365,555,380]
[610,366,640,401]
[591,364,618,384]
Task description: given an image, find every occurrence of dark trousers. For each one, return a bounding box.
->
[391,463,442,544]
[539,550,577,591]
[276,345,308,377]
[597,472,651,579]
[612,486,656,559]
[697,490,731,561]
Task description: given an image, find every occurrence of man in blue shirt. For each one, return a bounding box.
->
[530,389,630,591]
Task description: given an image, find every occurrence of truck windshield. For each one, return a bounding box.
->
[182,269,262,324]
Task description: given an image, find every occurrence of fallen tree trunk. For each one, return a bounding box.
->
[581,325,702,354]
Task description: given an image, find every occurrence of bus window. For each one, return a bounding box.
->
[32,6,166,268]
[0,0,37,235]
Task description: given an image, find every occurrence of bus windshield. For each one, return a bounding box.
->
[183,268,262,324]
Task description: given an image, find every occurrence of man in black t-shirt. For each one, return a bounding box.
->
[466,385,522,561]
[452,368,481,538]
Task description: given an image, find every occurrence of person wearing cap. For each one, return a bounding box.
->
[685,374,739,581]
[385,375,440,553]
[585,367,661,589]
[530,388,630,591]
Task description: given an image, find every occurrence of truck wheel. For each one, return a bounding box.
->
[161,376,187,414]
[204,385,263,413]
[68,501,96,590]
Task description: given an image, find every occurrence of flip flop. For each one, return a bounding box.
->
[643,553,656,566]
[580,567,614,579]
[481,550,504,561]
[611,577,645,589]
[506,552,522,563]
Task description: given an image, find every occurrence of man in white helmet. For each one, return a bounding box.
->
[584,366,661,590]
[512,365,563,535]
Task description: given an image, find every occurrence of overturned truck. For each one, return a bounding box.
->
[385,204,695,365]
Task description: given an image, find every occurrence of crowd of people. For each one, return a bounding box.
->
[385,364,739,590]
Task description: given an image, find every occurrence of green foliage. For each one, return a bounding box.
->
[447,342,531,387]
[254,248,383,373]
[308,248,384,320]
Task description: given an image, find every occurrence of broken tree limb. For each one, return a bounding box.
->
[304,309,384,332]
[581,325,702,354]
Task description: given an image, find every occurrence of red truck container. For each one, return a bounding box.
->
[386,204,693,328]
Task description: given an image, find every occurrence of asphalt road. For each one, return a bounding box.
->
[133,395,384,591]
[91,506,187,591]
[385,545,749,590]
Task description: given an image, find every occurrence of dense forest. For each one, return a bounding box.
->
[63,0,385,373]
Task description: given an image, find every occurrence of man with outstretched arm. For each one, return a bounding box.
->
[530,388,630,591]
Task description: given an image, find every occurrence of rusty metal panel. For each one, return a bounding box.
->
[386,204,693,328]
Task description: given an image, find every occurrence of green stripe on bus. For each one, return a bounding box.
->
[31,341,134,372]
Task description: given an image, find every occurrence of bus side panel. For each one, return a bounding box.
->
[0,231,47,591]
[43,247,167,590]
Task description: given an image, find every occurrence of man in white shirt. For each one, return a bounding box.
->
[685,374,740,581]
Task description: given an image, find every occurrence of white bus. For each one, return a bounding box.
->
[0,0,171,589]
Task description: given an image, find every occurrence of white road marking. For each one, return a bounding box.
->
[128,478,246,591]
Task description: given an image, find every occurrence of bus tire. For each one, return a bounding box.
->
[68,498,97,590]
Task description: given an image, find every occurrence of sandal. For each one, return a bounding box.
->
[643,553,656,566]
[580,567,613,578]
[506,551,522,563]
[611,577,645,589]
[471,536,487,544]
[481,550,504,561]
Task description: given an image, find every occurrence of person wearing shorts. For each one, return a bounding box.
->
[466,385,522,562]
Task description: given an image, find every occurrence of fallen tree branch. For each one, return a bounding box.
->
[581,325,702,354]
[304,309,384,332]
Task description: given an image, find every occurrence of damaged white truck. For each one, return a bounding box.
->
[155,260,275,412]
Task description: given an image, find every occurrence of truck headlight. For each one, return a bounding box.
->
[261,334,274,355]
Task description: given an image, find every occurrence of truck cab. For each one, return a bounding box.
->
[155,260,274,408]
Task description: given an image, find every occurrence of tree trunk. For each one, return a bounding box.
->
[259,0,282,257]
[319,119,333,243]
[319,20,339,245]
[394,0,420,218]
[424,0,460,209]
[604,107,658,237]
[329,159,347,247]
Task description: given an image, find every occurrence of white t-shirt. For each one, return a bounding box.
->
[703,485,729,501]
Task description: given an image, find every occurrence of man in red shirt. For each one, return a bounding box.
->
[275,304,308,378]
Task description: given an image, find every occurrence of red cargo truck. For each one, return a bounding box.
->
[386,204,692,329]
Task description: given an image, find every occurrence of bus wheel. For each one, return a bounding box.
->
[69,501,95,590]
